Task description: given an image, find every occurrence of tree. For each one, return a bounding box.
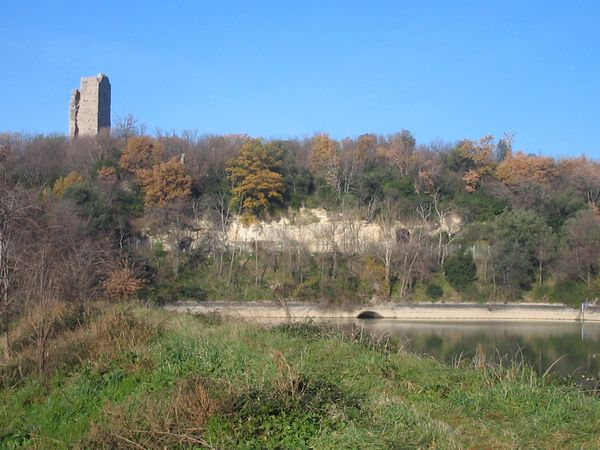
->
[563,210,600,287]
[455,135,496,192]
[104,265,143,300]
[0,180,34,357]
[560,157,600,213]
[338,137,369,197]
[376,130,416,176]
[53,170,84,197]
[373,199,399,297]
[310,134,340,193]
[226,139,285,218]
[119,136,164,173]
[97,166,119,208]
[412,149,441,195]
[496,152,559,188]
[137,158,192,207]
[0,135,9,167]
[495,133,513,162]
[15,135,68,187]
[62,236,111,304]
[113,114,142,140]
[444,251,476,290]
[489,209,555,297]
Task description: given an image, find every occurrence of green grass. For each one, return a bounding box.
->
[1,306,600,449]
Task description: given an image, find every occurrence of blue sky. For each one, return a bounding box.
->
[2,1,599,158]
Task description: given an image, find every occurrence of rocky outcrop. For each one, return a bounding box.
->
[148,207,463,254]
[226,208,406,253]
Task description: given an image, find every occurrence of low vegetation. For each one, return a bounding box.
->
[1,305,599,449]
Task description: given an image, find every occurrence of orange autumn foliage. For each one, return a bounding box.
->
[496,152,559,187]
[309,133,339,187]
[462,169,481,193]
[104,266,143,300]
[97,166,117,180]
[119,136,164,173]
[137,158,192,207]
[457,136,496,192]
[53,171,84,197]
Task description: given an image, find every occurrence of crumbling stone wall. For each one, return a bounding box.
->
[69,73,111,138]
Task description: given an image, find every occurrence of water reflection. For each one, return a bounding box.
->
[258,317,600,387]
[354,319,600,387]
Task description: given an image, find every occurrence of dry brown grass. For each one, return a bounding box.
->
[0,304,159,388]
[271,350,305,401]
[83,307,158,365]
[81,376,216,449]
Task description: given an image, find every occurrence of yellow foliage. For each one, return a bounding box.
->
[119,136,164,173]
[53,171,84,197]
[226,139,284,217]
[458,135,496,175]
[97,166,117,181]
[496,152,559,187]
[456,135,497,192]
[138,158,192,207]
[310,133,339,186]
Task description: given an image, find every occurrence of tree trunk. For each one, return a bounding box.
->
[4,325,10,359]
[0,237,10,359]
[228,247,237,287]
[255,240,259,287]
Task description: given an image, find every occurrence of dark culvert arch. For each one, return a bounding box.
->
[357,310,384,319]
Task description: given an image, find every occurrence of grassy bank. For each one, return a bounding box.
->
[1,305,600,449]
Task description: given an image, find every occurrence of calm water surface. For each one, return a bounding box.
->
[350,319,600,387]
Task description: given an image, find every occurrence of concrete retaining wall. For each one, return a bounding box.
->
[165,302,600,322]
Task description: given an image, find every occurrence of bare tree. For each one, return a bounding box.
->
[374,199,400,297]
[0,180,38,358]
[21,225,65,388]
[112,114,143,140]
[432,191,458,266]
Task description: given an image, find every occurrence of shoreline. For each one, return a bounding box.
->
[165,301,600,322]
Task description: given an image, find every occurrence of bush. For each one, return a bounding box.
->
[426,283,444,300]
[104,267,143,300]
[444,251,476,290]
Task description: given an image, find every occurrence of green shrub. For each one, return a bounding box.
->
[548,280,600,308]
[425,283,444,300]
[444,251,477,290]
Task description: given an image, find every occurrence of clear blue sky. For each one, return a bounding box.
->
[2,1,599,158]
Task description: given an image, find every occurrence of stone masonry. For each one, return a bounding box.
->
[69,73,111,138]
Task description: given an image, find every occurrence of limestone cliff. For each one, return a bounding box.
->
[147,207,462,254]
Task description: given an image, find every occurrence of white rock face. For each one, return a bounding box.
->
[225,208,399,253]
[149,208,447,254]
[439,212,462,236]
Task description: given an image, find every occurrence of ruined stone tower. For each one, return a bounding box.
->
[69,73,111,138]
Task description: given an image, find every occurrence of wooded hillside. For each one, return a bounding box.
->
[1,128,599,342]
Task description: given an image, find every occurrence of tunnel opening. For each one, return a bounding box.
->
[357,310,383,319]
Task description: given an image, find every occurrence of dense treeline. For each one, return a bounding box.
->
[1,126,600,355]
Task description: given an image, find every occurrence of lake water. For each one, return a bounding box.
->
[348,319,600,389]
